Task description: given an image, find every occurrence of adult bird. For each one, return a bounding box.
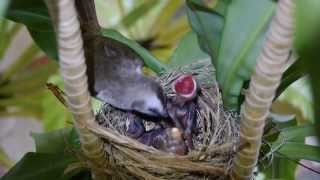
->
[74,0,167,117]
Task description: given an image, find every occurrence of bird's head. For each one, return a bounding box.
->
[131,79,168,117]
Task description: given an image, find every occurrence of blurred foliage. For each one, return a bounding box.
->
[31,128,80,153]
[0,42,42,118]
[0,148,13,169]
[269,124,319,162]
[276,78,314,123]
[1,153,77,180]
[0,0,8,15]
[186,0,225,60]
[186,0,275,109]
[262,157,297,180]
[0,1,191,177]
[168,31,210,68]
[5,0,187,74]
[1,127,84,180]
[0,26,71,130]
[276,66,304,100]
[295,0,320,124]
[6,0,58,60]
[261,123,319,179]
[185,1,320,178]
[118,0,160,29]
[0,14,71,132]
[96,0,190,62]
[6,0,191,64]
[0,0,8,29]
[0,20,21,59]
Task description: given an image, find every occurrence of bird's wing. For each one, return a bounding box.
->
[101,37,144,76]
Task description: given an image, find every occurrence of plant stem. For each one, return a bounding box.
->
[232,0,295,179]
[45,0,108,179]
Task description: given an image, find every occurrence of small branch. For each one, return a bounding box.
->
[46,83,67,107]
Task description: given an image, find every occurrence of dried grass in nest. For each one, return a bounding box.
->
[88,60,240,179]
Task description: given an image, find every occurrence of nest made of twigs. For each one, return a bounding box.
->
[89,60,240,179]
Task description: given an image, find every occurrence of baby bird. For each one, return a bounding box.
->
[126,114,145,139]
[167,74,198,150]
[126,116,187,155]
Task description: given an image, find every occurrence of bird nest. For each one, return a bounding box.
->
[91,60,240,179]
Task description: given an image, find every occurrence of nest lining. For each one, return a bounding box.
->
[90,60,240,179]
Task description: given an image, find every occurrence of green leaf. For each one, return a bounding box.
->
[262,156,297,180]
[186,3,224,60]
[277,78,314,123]
[0,0,9,23]
[217,0,275,109]
[1,152,77,180]
[264,124,320,178]
[0,77,46,95]
[67,170,91,180]
[0,61,56,95]
[295,0,320,125]
[275,59,305,99]
[186,0,230,16]
[0,57,57,118]
[186,0,214,14]
[100,28,167,74]
[0,20,9,58]
[28,27,58,60]
[42,91,71,131]
[152,16,190,47]
[6,0,52,31]
[6,0,58,60]
[0,43,40,82]
[150,0,184,36]
[264,124,318,156]
[0,94,43,111]
[168,31,210,68]
[31,127,80,154]
[274,116,297,129]
[213,0,231,17]
[14,57,57,81]
[277,142,320,163]
[120,0,159,28]
[0,22,22,59]
[277,124,318,143]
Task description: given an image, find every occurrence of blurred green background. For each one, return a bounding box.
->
[0,0,319,179]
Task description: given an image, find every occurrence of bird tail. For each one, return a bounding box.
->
[75,0,100,35]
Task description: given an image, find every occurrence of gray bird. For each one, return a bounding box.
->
[75,0,167,117]
[91,37,167,117]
